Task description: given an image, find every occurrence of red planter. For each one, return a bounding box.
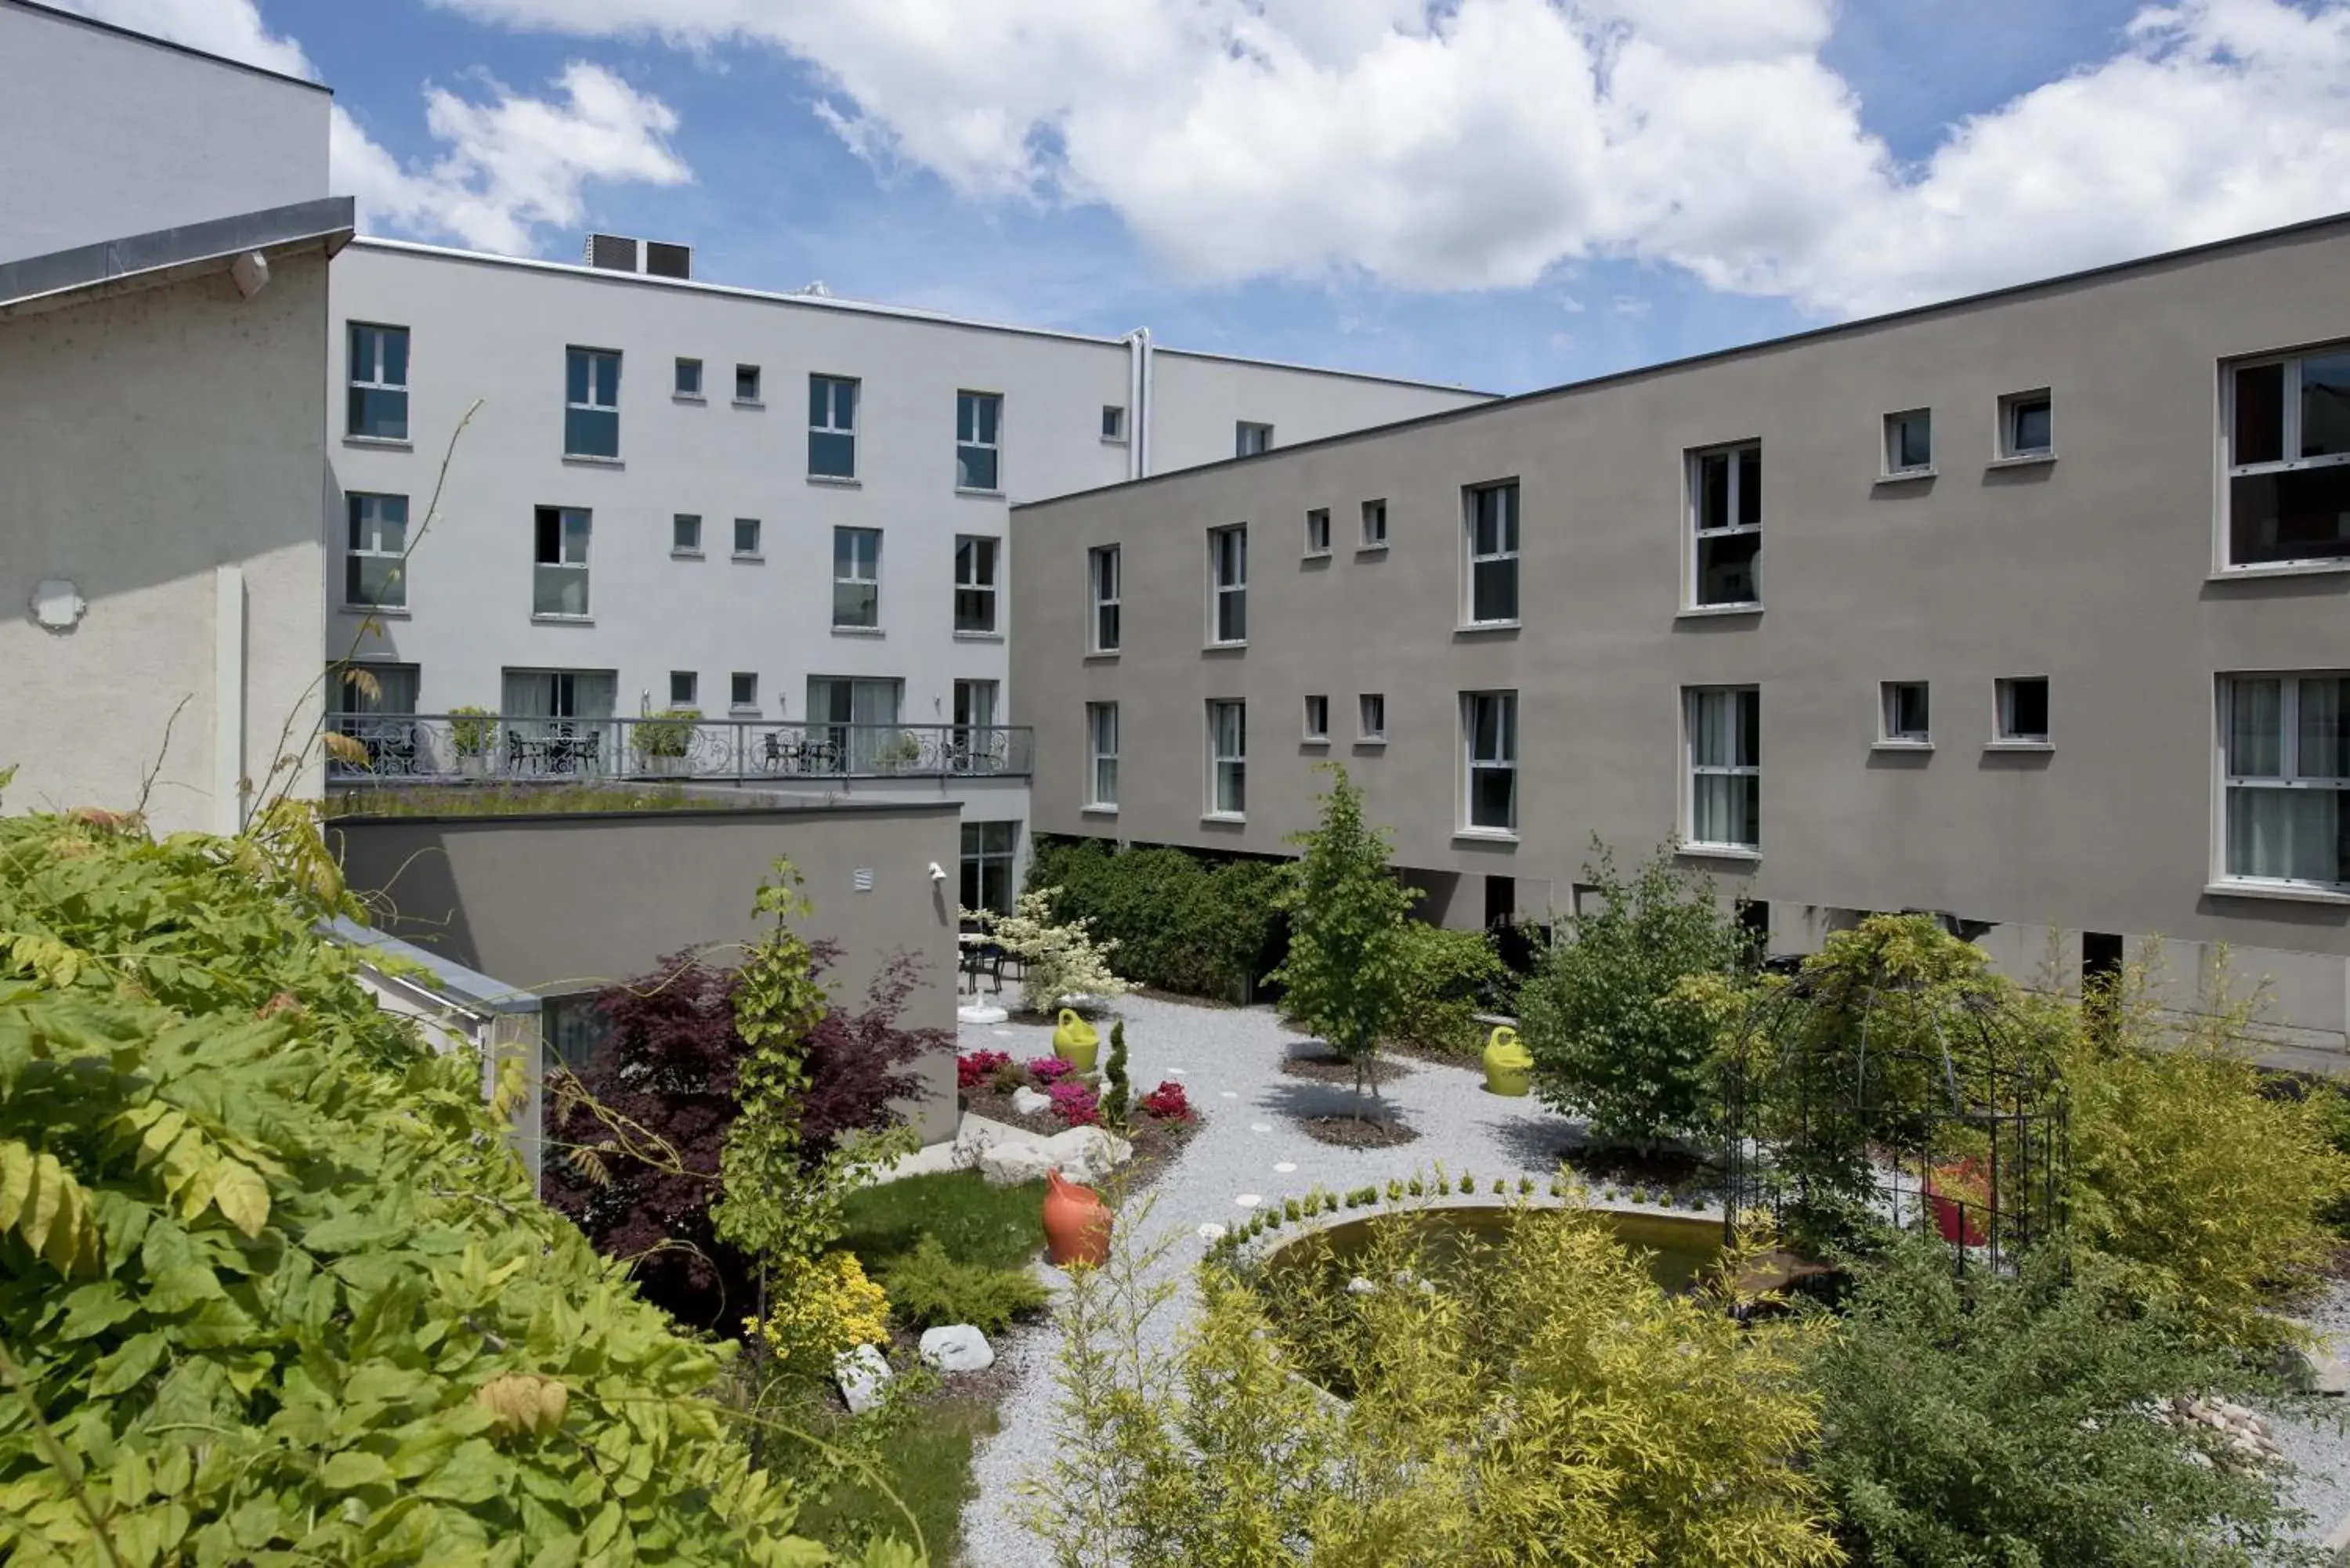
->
[1043,1170,1112,1269]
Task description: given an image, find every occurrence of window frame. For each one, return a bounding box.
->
[1235,421,1274,457]
[729,672,759,712]
[1305,508,1331,557]
[956,390,1003,493]
[954,534,1000,634]
[2219,342,2350,572]
[734,363,762,404]
[1208,524,1248,646]
[346,323,410,442]
[1687,439,1762,611]
[1994,676,2052,746]
[1086,702,1120,810]
[832,525,882,627]
[344,491,408,610]
[1089,544,1123,654]
[1463,479,1521,627]
[1361,498,1389,549]
[809,374,859,479]
[1685,685,1761,853]
[1101,405,1128,443]
[563,346,621,459]
[1999,389,2054,459]
[672,513,703,557]
[1303,694,1329,742]
[1883,408,1932,476]
[732,517,762,560]
[532,505,592,619]
[674,357,703,399]
[2214,672,2350,894]
[1878,680,1932,747]
[1358,692,1386,743]
[960,820,1020,916]
[669,670,698,708]
[1206,699,1247,818]
[1461,689,1519,836]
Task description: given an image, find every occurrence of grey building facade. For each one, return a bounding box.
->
[1012,216,2350,1068]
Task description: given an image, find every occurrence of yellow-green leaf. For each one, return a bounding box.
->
[320,1451,394,1490]
[89,1331,168,1397]
[21,1152,63,1255]
[208,1160,269,1239]
[0,1140,30,1231]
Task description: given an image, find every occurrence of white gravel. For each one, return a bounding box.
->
[2269,1278,2350,1553]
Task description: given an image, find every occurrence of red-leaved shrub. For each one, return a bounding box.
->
[1138,1080,1195,1122]
[958,1049,1011,1091]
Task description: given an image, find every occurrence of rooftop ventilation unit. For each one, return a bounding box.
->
[582,233,693,280]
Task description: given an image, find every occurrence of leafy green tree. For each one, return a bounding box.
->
[1268,765,1417,1118]
[1517,839,1751,1147]
[1810,1237,2319,1566]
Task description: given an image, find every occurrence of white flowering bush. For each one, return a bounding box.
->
[968,887,1133,1014]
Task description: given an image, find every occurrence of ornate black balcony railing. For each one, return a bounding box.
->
[325,714,1034,784]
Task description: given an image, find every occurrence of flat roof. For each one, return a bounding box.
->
[1014,205,2350,511]
[3,0,327,93]
[0,197,355,319]
[348,236,1495,399]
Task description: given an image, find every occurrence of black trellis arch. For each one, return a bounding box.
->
[1722,917,2068,1275]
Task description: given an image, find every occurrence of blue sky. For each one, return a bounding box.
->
[75,0,2350,393]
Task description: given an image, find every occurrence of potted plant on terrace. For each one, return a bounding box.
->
[449,706,495,778]
[632,708,698,777]
[873,729,923,775]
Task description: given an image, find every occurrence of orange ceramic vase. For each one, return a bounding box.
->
[1043,1170,1112,1269]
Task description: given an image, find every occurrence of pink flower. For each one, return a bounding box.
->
[1026,1055,1076,1086]
[1047,1078,1101,1127]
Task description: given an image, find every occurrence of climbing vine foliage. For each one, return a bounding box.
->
[0,804,902,1565]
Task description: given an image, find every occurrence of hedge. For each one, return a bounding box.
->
[1025,836,1287,1001]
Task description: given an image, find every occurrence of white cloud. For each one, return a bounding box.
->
[53,0,691,256]
[426,0,2350,314]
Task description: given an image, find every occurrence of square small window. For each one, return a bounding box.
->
[1361,499,1388,548]
[1881,681,1930,744]
[1235,421,1273,457]
[1101,405,1127,442]
[1996,677,2050,742]
[1358,693,1386,741]
[1885,410,1932,474]
[674,357,703,398]
[1304,694,1329,740]
[2001,390,2053,457]
[1305,508,1331,555]
[733,518,761,558]
[730,672,758,710]
[672,514,702,555]
[736,364,761,403]
[669,670,697,706]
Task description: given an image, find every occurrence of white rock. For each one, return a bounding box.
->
[835,1343,891,1414]
[978,1138,1057,1187]
[1010,1086,1051,1117]
[950,1120,1003,1172]
[1346,1276,1378,1296]
[1197,1223,1227,1242]
[919,1324,996,1374]
[1041,1125,1133,1183]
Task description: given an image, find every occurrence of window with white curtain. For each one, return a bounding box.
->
[1208,700,1246,816]
[2221,674,2348,888]
[1690,442,1761,608]
[1086,703,1119,808]
[1687,685,1760,850]
[1209,525,1247,645]
[2224,345,2350,568]
[1462,690,1518,833]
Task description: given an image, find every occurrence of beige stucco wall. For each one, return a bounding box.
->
[0,251,329,834]
[330,800,965,1140]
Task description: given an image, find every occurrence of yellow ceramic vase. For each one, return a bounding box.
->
[1052,1007,1101,1072]
[1482,1025,1532,1097]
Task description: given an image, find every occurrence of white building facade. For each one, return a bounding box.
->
[325,237,1488,905]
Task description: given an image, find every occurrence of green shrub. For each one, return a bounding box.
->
[878,1234,1048,1335]
[1101,1018,1131,1129]
[1389,921,1506,1055]
[1025,836,1286,1000]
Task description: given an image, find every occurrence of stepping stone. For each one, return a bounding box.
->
[1219,1091,1238,1100]
[1235,1194,1262,1208]
[1274,1162,1297,1173]
[1250,1123,1272,1133]
[1197,1223,1227,1241]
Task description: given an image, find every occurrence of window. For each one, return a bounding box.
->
[673,513,703,555]
[955,535,1000,633]
[533,506,591,616]
[730,672,758,711]
[954,680,1000,772]
[1208,701,1246,815]
[1101,405,1127,442]
[1996,677,2051,743]
[1361,499,1388,547]
[2001,390,2053,458]
[833,526,880,627]
[957,391,1002,491]
[1236,421,1274,457]
[1089,545,1122,652]
[735,364,761,403]
[805,676,902,772]
[345,493,407,609]
[565,347,620,458]
[1466,481,1520,624]
[1690,442,1761,608]
[809,374,858,477]
[733,518,761,558]
[1885,409,1932,474]
[2221,674,2348,887]
[1209,525,1247,645]
[1086,703,1119,807]
[2224,345,2350,568]
[333,662,418,716]
[1463,691,1518,833]
[961,822,1019,916]
[1687,686,1760,850]
[1359,693,1386,742]
[1880,681,1931,745]
[670,670,697,707]
[674,357,703,398]
[1304,694,1329,740]
[347,323,409,440]
[501,668,616,723]
[1299,508,1332,556]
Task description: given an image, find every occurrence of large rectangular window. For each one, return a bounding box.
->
[565,347,620,458]
[809,374,859,478]
[957,391,1002,491]
[347,323,409,440]
[955,535,1000,633]
[2225,345,2350,568]
[805,676,902,773]
[2221,674,2348,889]
[1687,685,1760,850]
[833,526,881,627]
[1462,690,1518,833]
[333,662,419,716]
[1209,525,1248,645]
[1090,545,1122,652]
[1086,702,1119,808]
[345,493,407,609]
[961,821,1019,916]
[1690,443,1761,608]
[533,506,591,617]
[1208,700,1246,816]
[1466,481,1520,624]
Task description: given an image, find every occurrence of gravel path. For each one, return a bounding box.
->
[2269,1278,2350,1554]
[955,994,1571,1566]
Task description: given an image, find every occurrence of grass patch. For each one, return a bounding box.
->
[794,1386,1000,1563]
[837,1170,1045,1274]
